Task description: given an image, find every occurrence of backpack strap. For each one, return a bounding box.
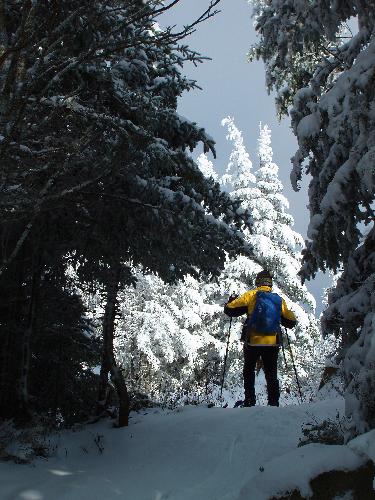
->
[281,315,296,329]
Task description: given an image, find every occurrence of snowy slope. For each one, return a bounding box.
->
[3,397,371,500]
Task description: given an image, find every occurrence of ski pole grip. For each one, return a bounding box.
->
[228,293,238,303]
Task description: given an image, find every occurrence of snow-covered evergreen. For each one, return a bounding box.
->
[250,0,375,438]
[115,269,224,405]
[196,153,218,182]
[322,226,375,438]
[220,116,255,190]
[253,123,314,307]
[0,0,248,424]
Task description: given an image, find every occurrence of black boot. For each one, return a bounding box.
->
[266,378,280,407]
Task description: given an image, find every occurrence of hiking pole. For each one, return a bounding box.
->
[279,328,288,369]
[220,317,232,401]
[284,327,303,403]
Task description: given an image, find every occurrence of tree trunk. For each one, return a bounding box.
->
[97,262,130,427]
[18,260,41,419]
[0,321,12,417]
[109,360,130,427]
[97,336,111,413]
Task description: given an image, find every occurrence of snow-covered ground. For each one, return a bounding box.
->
[2,395,373,500]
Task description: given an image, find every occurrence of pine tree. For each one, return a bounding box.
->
[0,251,100,423]
[196,153,218,182]
[221,116,255,193]
[113,268,225,405]
[250,0,375,437]
[322,226,375,436]
[254,123,314,307]
[0,0,248,424]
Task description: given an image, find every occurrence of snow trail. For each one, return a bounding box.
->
[0,398,346,500]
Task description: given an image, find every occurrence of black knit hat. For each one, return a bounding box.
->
[255,270,273,287]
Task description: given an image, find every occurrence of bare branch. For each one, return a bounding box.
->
[81,191,169,212]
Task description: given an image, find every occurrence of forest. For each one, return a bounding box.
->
[0,1,374,498]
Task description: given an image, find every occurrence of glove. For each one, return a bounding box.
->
[227,293,238,303]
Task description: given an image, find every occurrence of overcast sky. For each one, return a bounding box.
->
[161,0,329,312]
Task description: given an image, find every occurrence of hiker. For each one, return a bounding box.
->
[224,270,296,407]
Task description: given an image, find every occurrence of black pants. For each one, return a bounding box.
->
[243,345,280,406]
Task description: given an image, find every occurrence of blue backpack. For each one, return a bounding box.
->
[246,291,282,334]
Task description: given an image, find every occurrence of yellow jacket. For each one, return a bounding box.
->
[225,286,297,346]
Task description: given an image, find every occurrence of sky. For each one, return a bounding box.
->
[161,0,330,313]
